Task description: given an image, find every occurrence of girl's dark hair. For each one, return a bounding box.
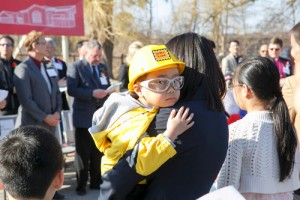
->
[234,56,297,181]
[166,32,226,112]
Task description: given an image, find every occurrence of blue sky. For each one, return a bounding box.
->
[150,0,300,34]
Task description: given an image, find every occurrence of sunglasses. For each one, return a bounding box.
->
[0,43,13,47]
[269,48,280,51]
[139,76,184,93]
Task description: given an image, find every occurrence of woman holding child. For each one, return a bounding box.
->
[92,32,228,200]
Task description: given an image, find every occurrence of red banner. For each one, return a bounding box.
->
[0,0,84,36]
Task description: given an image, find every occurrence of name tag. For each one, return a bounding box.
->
[100,77,108,85]
[47,69,57,77]
[54,62,63,70]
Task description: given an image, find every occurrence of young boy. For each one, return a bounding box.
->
[89,45,194,178]
[0,126,64,200]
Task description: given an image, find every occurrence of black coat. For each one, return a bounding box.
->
[0,57,21,115]
[99,85,229,200]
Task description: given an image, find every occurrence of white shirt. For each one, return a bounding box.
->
[40,63,51,93]
[216,111,300,194]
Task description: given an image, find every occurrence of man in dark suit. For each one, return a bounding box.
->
[67,40,111,195]
[45,37,69,110]
[45,37,70,144]
[0,35,21,115]
[13,30,64,199]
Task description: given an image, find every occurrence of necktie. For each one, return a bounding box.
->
[92,66,101,87]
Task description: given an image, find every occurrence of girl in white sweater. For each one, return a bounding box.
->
[216,56,300,200]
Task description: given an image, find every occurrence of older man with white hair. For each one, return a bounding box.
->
[45,37,69,110]
[67,40,113,195]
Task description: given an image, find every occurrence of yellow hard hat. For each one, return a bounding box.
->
[128,45,185,91]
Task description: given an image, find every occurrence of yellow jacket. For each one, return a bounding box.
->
[89,92,176,176]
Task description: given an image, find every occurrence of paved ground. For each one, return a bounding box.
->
[0,150,99,200]
[56,152,99,200]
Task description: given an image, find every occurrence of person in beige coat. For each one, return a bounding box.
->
[288,22,300,137]
[282,75,299,135]
[289,21,300,200]
[290,23,300,115]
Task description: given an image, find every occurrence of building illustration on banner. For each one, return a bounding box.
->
[0,4,76,28]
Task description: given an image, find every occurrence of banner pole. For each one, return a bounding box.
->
[61,36,69,64]
[13,35,26,59]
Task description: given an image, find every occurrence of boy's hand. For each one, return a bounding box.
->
[164,106,194,141]
[0,99,6,109]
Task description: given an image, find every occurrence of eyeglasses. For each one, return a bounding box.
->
[228,84,244,91]
[0,43,13,47]
[260,50,267,53]
[139,76,184,93]
[269,48,280,51]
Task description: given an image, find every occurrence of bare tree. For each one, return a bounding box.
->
[74,0,299,77]
[202,0,255,54]
[84,0,115,77]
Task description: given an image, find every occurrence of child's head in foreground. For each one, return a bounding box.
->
[128,45,185,108]
[0,125,64,200]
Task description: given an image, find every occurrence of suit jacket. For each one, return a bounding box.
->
[13,57,62,133]
[67,58,110,128]
[282,75,300,137]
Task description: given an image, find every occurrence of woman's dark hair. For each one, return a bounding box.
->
[166,32,226,112]
[234,56,297,181]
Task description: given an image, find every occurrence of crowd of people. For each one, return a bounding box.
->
[0,21,299,200]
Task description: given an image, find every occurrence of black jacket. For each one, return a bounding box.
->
[0,57,21,115]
